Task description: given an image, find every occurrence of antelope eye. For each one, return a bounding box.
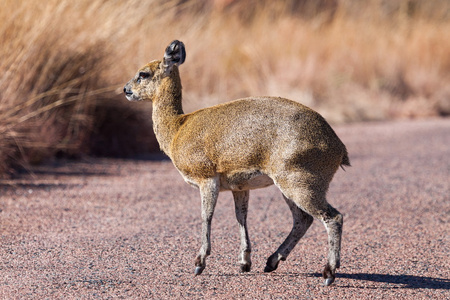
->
[139,72,151,79]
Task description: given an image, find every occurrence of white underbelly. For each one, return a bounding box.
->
[220,173,274,191]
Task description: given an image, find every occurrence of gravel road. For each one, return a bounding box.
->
[1,118,449,299]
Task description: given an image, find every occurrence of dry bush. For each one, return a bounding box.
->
[0,0,157,175]
[1,0,449,176]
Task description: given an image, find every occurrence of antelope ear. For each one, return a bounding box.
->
[163,40,186,74]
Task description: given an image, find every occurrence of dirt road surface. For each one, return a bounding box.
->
[1,119,449,299]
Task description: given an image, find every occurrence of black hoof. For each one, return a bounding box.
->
[194,266,204,275]
[322,264,336,286]
[264,253,283,273]
[323,277,335,286]
[240,263,251,273]
[264,261,279,273]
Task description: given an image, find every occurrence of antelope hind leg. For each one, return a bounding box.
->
[264,195,313,272]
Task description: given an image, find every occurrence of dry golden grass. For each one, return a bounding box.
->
[1,0,449,175]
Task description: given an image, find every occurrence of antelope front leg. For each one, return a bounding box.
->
[232,190,252,272]
[194,177,219,275]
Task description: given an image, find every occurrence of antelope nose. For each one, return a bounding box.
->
[123,86,132,95]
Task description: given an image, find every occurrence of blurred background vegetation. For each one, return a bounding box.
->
[1,0,449,176]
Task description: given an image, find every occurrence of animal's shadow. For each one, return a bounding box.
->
[310,272,450,289]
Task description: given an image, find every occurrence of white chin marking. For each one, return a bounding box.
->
[126,95,137,101]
